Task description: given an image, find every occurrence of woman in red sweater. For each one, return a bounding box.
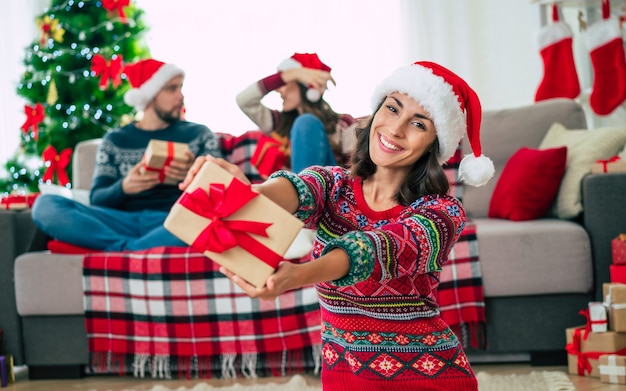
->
[183,61,494,390]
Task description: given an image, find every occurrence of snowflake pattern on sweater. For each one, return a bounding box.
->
[270,166,478,390]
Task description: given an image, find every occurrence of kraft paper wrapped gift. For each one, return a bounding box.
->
[566,326,626,377]
[613,234,626,265]
[164,161,304,288]
[604,283,626,332]
[591,157,626,174]
[141,140,190,185]
[599,354,626,384]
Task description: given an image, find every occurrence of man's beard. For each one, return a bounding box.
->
[154,104,182,124]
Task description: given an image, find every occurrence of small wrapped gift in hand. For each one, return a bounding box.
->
[140,139,190,185]
[164,161,304,288]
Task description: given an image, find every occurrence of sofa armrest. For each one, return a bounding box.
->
[582,172,626,301]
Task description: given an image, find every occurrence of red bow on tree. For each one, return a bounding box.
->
[20,103,45,140]
[102,0,130,23]
[91,54,123,89]
[42,145,72,186]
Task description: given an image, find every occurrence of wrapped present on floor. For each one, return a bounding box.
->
[566,326,626,377]
[604,283,626,332]
[589,302,608,332]
[1,193,39,210]
[251,135,288,178]
[164,161,304,288]
[0,355,13,387]
[613,234,626,265]
[599,354,626,385]
[140,140,190,185]
[591,156,626,174]
[611,265,626,284]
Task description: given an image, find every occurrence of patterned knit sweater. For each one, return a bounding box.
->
[91,121,222,212]
[271,166,478,391]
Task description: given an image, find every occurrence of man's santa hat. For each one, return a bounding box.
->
[123,59,184,111]
[276,53,331,102]
[371,61,494,187]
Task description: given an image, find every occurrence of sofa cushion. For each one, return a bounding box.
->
[473,217,593,297]
[488,146,567,221]
[461,98,587,218]
[539,122,626,219]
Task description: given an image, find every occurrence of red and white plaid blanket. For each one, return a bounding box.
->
[83,246,322,379]
[81,132,485,379]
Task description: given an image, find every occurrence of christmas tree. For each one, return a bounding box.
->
[0,0,150,194]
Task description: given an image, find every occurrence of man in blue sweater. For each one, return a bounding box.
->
[32,58,223,251]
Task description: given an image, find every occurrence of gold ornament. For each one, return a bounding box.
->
[46,79,58,105]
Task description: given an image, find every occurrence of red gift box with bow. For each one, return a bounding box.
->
[164,161,304,288]
[140,140,190,185]
[591,156,626,174]
[251,135,288,179]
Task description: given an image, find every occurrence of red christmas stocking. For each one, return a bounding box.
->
[583,0,626,115]
[535,3,580,102]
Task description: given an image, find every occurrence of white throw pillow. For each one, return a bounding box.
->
[539,123,626,219]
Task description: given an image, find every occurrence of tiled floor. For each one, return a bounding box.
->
[3,363,620,390]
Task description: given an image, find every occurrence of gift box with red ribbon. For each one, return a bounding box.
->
[613,234,626,265]
[251,135,288,179]
[164,161,304,288]
[0,193,39,210]
[140,139,190,185]
[604,283,626,332]
[599,354,626,385]
[591,156,626,174]
[566,325,626,377]
[588,302,608,332]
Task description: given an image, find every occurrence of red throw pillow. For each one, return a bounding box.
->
[488,146,567,221]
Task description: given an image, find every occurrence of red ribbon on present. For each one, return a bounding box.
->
[42,145,72,186]
[179,178,283,269]
[20,103,45,140]
[102,0,130,23]
[1,194,40,210]
[596,156,621,173]
[565,326,626,376]
[91,54,123,89]
[143,141,174,182]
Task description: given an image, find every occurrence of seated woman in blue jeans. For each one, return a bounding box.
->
[236,53,356,173]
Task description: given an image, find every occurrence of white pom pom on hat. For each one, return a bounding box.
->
[371,61,495,187]
[277,53,331,102]
[123,58,184,111]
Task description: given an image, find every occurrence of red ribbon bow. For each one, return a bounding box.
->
[102,0,130,22]
[179,178,283,268]
[20,103,45,140]
[42,145,72,186]
[596,156,621,173]
[579,308,608,339]
[91,54,123,89]
[565,326,626,376]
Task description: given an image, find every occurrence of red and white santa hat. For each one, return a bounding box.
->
[371,61,494,187]
[123,59,184,111]
[276,53,331,102]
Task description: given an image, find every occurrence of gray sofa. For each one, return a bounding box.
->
[7,98,626,378]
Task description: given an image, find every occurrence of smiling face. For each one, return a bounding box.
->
[369,92,438,175]
[276,80,303,112]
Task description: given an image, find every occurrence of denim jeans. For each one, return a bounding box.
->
[290,113,337,173]
[31,194,187,251]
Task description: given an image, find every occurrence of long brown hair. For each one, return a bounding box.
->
[351,102,450,205]
[274,83,341,156]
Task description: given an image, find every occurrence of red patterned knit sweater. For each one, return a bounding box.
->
[271,166,478,391]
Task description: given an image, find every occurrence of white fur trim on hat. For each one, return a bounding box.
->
[124,63,184,111]
[371,64,465,166]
